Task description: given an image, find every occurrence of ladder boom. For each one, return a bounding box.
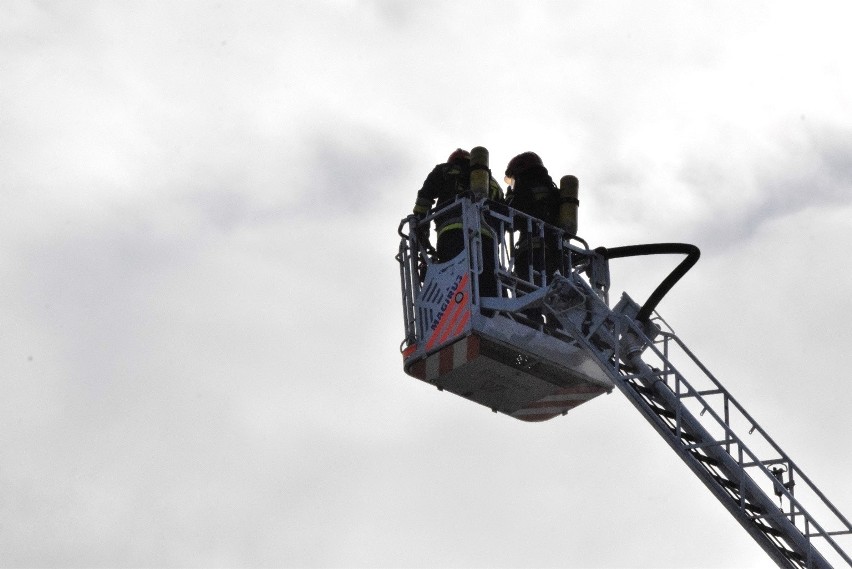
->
[556,286,852,568]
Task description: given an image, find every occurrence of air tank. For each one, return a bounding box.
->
[559,174,579,236]
[469,146,490,200]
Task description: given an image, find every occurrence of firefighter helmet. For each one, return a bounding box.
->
[447,148,471,164]
[505,151,544,177]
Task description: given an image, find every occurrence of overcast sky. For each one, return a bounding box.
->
[2,1,851,567]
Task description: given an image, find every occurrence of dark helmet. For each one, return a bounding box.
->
[505,151,544,178]
[447,148,471,164]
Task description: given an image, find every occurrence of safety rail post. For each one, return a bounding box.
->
[397,216,419,348]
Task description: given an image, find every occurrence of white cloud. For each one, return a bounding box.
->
[2,1,851,567]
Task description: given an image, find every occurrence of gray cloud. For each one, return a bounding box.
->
[297,120,417,217]
[2,2,851,568]
[677,121,852,252]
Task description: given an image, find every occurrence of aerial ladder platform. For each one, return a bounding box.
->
[396,150,852,568]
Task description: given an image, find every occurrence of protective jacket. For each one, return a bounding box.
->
[508,165,562,285]
[413,159,504,237]
[507,166,560,229]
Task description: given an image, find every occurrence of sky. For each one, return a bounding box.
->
[2,1,852,567]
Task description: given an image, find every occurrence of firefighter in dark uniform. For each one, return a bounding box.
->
[504,151,563,286]
[412,148,504,298]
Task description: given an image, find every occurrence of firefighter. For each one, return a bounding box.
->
[504,151,563,286]
[412,148,504,298]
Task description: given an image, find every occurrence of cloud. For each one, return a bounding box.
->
[2,2,851,567]
[291,117,417,217]
[672,120,852,251]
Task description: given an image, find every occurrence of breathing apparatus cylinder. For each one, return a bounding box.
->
[469,146,490,200]
[559,175,579,236]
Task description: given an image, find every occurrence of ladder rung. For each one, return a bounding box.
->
[632,383,660,401]
[810,529,852,537]
[741,458,786,469]
[679,388,724,399]
[649,404,676,419]
[711,474,739,492]
[670,427,698,443]
[690,450,720,467]
[741,501,764,515]
[780,547,806,563]
[753,521,783,538]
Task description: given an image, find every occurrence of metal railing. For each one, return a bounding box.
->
[397,196,601,351]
